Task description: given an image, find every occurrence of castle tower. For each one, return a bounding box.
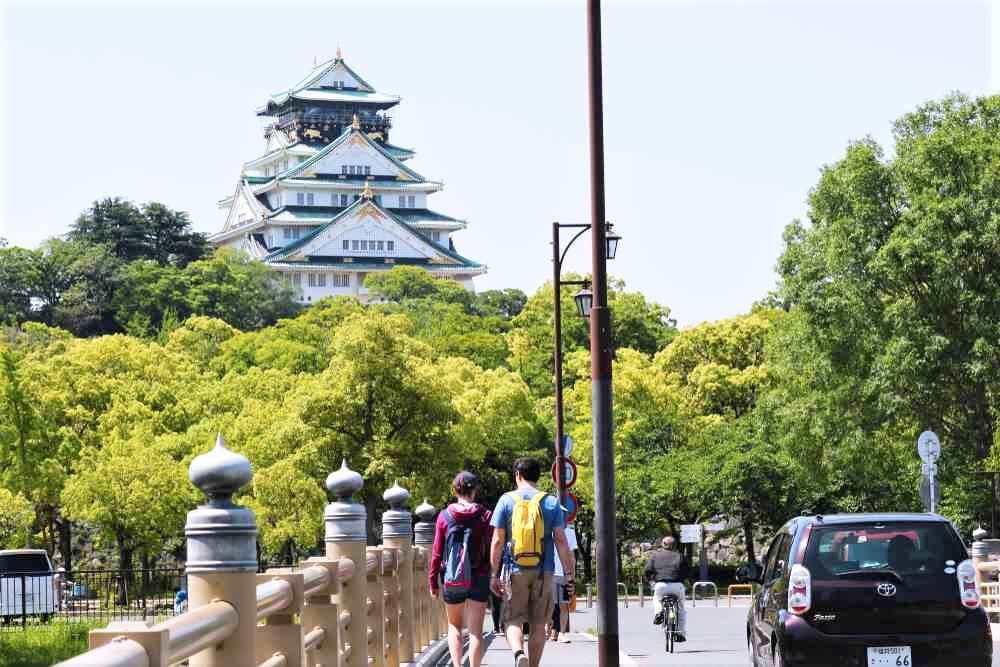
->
[209,53,485,303]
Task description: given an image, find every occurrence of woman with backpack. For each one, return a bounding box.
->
[429,471,494,667]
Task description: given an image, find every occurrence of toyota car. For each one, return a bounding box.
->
[737,513,992,667]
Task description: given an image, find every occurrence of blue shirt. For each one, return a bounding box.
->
[491,488,566,572]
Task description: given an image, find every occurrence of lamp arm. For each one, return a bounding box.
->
[558,225,592,271]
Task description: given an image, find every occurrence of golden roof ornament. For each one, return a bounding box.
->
[361,179,374,200]
[351,113,361,130]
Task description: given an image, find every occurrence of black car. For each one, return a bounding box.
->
[737,513,992,667]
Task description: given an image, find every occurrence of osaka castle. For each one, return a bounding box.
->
[209,52,485,302]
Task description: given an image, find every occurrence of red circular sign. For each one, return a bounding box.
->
[551,458,578,488]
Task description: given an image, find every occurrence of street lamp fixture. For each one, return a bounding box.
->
[574,286,594,318]
[605,224,621,260]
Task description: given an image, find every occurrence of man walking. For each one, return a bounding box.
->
[644,535,689,642]
[490,458,575,667]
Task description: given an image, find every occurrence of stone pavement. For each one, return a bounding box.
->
[473,598,750,666]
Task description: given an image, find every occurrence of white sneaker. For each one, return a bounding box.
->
[515,651,529,667]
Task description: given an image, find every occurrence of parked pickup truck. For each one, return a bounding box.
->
[0,549,56,623]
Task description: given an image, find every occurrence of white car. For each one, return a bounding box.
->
[0,549,56,623]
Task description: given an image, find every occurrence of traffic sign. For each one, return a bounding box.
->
[680,524,703,544]
[552,458,578,488]
[561,435,574,457]
[563,492,579,524]
[918,431,941,463]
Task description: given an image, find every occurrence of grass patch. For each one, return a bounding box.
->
[0,622,99,667]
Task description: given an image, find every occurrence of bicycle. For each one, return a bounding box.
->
[661,593,680,653]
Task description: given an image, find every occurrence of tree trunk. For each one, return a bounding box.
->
[743,519,756,563]
[58,517,72,574]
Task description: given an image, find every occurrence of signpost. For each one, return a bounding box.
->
[564,492,580,524]
[552,458,578,489]
[917,431,941,513]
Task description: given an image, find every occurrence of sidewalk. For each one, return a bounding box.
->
[482,631,598,666]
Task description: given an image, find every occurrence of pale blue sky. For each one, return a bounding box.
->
[1,0,993,326]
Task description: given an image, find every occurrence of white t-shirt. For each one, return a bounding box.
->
[554,525,578,577]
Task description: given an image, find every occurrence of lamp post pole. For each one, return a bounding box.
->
[552,222,591,509]
[586,0,619,664]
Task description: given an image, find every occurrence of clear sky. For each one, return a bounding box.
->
[1,0,993,326]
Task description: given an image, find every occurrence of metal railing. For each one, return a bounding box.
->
[54,436,447,667]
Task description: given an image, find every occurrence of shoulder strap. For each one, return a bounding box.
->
[442,508,456,528]
[529,491,547,508]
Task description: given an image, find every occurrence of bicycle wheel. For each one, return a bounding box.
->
[665,607,675,653]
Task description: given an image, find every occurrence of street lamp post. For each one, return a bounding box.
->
[550,223,616,509]
[586,0,619,664]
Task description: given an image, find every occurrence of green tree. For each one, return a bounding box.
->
[364,266,473,310]
[0,242,38,324]
[0,487,34,549]
[472,288,528,320]
[777,94,1000,465]
[69,197,209,266]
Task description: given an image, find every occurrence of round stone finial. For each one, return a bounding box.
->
[974,526,989,541]
[326,459,363,499]
[383,480,411,509]
[188,434,252,504]
[415,499,436,522]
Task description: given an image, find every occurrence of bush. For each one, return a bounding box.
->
[0,623,98,667]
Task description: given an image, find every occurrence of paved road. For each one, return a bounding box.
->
[459,599,1000,666]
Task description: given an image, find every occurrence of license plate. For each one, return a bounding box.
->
[867,646,911,666]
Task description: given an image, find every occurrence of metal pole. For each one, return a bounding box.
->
[553,222,566,509]
[586,0,618,664]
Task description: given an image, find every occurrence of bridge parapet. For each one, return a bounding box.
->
[54,437,445,667]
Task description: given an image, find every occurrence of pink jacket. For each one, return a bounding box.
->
[428,502,493,592]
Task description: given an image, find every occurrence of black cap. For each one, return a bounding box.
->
[452,471,479,494]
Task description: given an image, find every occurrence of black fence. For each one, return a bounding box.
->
[0,568,186,632]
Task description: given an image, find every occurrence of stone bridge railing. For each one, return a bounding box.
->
[56,436,446,667]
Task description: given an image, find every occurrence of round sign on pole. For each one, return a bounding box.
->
[552,458,578,488]
[918,431,941,463]
[564,492,579,524]
[561,435,574,457]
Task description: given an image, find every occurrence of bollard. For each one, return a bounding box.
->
[325,460,369,667]
[183,435,258,667]
[365,548,385,667]
[413,499,439,644]
[382,481,415,664]
[382,548,401,667]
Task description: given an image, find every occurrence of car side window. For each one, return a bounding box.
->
[762,535,783,583]
[774,533,794,581]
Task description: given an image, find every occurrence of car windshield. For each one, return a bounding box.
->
[0,553,51,574]
[803,522,967,579]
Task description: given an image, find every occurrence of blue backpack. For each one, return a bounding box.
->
[442,509,474,595]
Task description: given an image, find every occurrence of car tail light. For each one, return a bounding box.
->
[957,559,980,609]
[788,564,812,615]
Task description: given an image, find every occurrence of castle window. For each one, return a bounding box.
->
[376,241,384,251]
[343,240,350,250]
[306,193,315,205]
[333,273,350,287]
[342,165,348,175]
[398,195,406,208]
[361,240,368,251]
[387,241,395,252]
[348,165,356,175]
[352,240,360,251]
[317,273,327,287]
[364,166,371,176]
[353,195,360,202]
[292,273,302,286]
[431,231,441,242]
[264,166,270,177]
[284,227,293,240]
[408,195,415,208]
[282,159,289,171]
[340,194,348,206]
[296,192,305,205]
[308,273,317,287]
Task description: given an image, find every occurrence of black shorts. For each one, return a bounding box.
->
[442,573,491,605]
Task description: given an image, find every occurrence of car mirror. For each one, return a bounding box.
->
[736,562,763,584]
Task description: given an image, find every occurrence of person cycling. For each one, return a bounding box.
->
[644,535,688,642]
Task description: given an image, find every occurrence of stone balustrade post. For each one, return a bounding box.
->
[382,481,415,664]
[366,547,386,667]
[413,500,439,644]
[184,435,258,667]
[381,548,402,667]
[325,460,369,667]
[973,526,989,589]
[301,553,344,667]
